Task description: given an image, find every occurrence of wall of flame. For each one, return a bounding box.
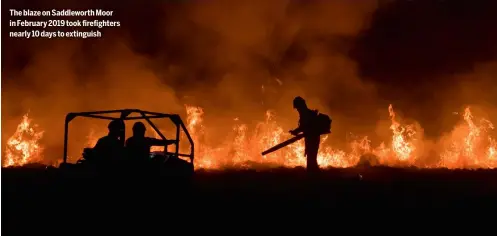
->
[3,105,496,170]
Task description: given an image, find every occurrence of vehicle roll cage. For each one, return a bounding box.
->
[62,109,194,167]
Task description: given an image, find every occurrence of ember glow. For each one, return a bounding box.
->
[3,105,497,170]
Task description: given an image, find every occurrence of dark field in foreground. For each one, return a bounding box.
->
[3,166,497,228]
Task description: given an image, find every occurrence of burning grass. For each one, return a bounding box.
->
[2,104,497,170]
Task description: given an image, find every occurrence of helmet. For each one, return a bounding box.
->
[293,96,306,109]
[108,119,125,132]
[132,121,146,134]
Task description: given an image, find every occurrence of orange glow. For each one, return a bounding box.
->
[4,105,497,170]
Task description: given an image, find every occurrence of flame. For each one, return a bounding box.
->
[440,107,497,169]
[187,106,416,168]
[370,105,418,166]
[63,104,497,170]
[5,105,497,170]
[3,114,44,167]
[190,107,370,169]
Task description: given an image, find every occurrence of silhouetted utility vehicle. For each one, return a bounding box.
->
[59,109,195,177]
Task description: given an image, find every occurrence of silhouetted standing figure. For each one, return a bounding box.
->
[93,119,125,168]
[289,96,321,173]
[125,122,176,164]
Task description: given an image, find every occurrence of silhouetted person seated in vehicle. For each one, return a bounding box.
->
[92,119,125,167]
[125,122,176,165]
[289,96,321,173]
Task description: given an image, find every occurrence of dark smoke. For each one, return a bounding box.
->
[351,0,497,136]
